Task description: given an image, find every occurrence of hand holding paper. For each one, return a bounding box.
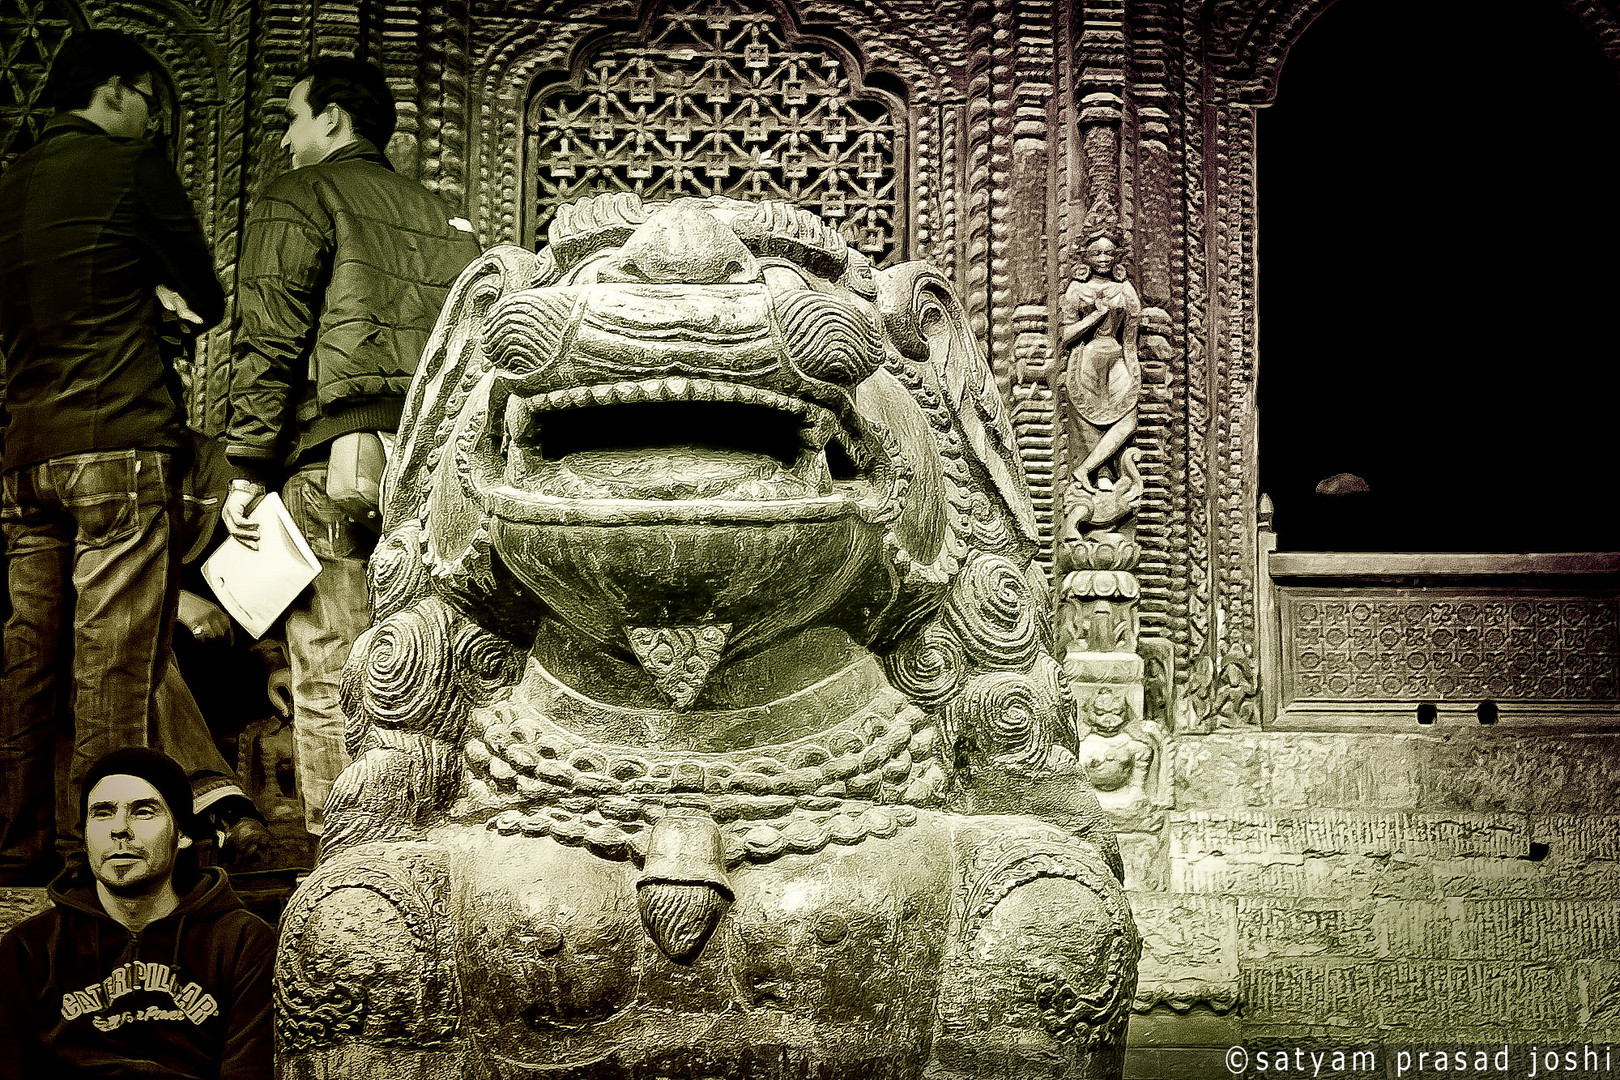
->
[201,492,321,639]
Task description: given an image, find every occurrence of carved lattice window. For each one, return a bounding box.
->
[525,0,904,262]
[0,0,77,170]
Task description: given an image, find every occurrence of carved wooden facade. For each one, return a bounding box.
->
[9,0,1620,1051]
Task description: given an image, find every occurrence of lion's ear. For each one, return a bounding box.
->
[875,263,1038,546]
[383,245,542,531]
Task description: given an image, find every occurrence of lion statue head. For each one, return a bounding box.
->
[327,193,1102,855]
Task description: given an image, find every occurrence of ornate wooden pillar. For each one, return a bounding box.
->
[1041,0,1174,836]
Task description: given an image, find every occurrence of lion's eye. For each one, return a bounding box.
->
[761,262,811,294]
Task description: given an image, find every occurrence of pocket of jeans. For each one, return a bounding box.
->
[58,452,150,549]
[283,467,365,561]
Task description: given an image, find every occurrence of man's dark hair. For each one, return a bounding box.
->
[43,29,160,112]
[81,747,200,841]
[303,57,397,150]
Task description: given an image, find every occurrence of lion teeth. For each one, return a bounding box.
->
[504,376,869,486]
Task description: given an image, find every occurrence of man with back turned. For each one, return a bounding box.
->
[0,29,225,884]
[223,57,478,836]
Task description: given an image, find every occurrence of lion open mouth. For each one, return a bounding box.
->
[503,376,865,499]
[482,375,891,525]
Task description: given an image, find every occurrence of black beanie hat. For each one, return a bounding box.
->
[80,747,199,840]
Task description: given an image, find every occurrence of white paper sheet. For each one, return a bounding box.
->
[200,492,322,639]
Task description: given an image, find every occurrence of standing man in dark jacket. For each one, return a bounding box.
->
[0,748,275,1079]
[0,30,226,884]
[223,57,479,836]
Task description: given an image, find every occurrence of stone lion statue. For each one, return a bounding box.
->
[273,194,1139,1079]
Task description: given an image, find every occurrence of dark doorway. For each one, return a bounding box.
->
[1257,0,1620,551]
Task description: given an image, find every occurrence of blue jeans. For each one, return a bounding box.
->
[281,463,374,835]
[0,449,181,876]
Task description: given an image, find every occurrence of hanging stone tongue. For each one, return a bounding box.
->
[626,624,730,710]
[635,808,733,964]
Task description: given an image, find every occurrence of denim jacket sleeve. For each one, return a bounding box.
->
[132,143,225,330]
[227,181,330,478]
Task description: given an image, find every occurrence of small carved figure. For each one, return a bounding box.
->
[1053,216,1143,493]
[1182,652,1259,731]
[1076,687,1169,817]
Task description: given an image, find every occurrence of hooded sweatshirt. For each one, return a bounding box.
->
[0,866,275,1080]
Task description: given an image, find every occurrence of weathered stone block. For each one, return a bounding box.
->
[1257,735,1424,811]
[1449,899,1620,961]
[1172,735,1267,809]
[1123,1044,1238,1080]
[1173,733,1427,811]
[1124,1007,1240,1051]
[1128,892,1236,1013]
[1426,854,1620,901]
[1412,733,1620,815]
[1240,961,1578,1034]
[1372,900,1454,960]
[1577,960,1620,1037]
[1172,808,1533,860]
[1174,851,1441,903]
[1172,732,1620,820]
[1533,813,1620,862]
[1234,898,1377,960]
[1067,652,1144,684]
[1118,829,1169,892]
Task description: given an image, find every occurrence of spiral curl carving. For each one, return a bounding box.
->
[358,601,457,734]
[320,735,463,852]
[886,622,969,708]
[1031,653,1074,744]
[776,290,885,387]
[950,668,1060,770]
[967,492,1011,551]
[452,624,523,702]
[480,291,571,378]
[407,733,464,815]
[1025,562,1057,651]
[943,552,1043,669]
[339,627,373,754]
[370,521,431,620]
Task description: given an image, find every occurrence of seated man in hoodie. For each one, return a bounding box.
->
[0,748,274,1079]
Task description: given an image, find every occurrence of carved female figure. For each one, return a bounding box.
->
[1054,232,1143,492]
